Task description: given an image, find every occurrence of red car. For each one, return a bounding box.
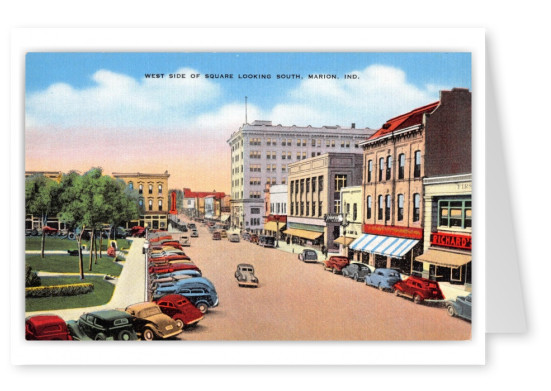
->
[158,240,183,250]
[149,235,173,243]
[25,315,73,340]
[130,226,146,237]
[41,226,58,235]
[149,263,201,275]
[154,294,204,329]
[323,256,350,273]
[393,275,445,304]
[249,234,259,243]
[149,254,191,263]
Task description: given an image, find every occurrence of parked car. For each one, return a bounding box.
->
[447,293,472,321]
[235,263,259,287]
[149,255,192,264]
[152,277,218,313]
[323,256,350,273]
[242,232,251,241]
[153,294,204,328]
[228,233,240,242]
[130,226,146,237]
[158,240,183,250]
[25,315,72,341]
[298,249,318,263]
[212,232,221,240]
[149,235,173,243]
[180,236,191,247]
[66,310,138,341]
[190,229,199,238]
[124,302,183,340]
[250,234,259,244]
[342,262,373,282]
[258,235,275,248]
[188,223,197,230]
[220,230,228,239]
[41,226,59,236]
[151,269,202,281]
[148,262,201,275]
[364,268,402,291]
[394,275,445,304]
[149,273,195,290]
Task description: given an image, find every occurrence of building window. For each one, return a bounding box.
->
[386,156,392,180]
[139,198,144,208]
[251,208,260,215]
[413,193,420,222]
[385,195,391,222]
[281,177,286,185]
[368,160,373,183]
[312,177,317,192]
[312,139,316,147]
[318,176,324,191]
[333,175,347,213]
[128,182,133,190]
[282,164,286,172]
[290,202,294,215]
[378,195,383,220]
[296,152,301,160]
[287,139,292,147]
[302,152,306,160]
[149,199,153,211]
[319,201,323,217]
[353,203,358,221]
[290,181,294,194]
[311,152,316,157]
[158,200,163,211]
[295,181,299,194]
[312,201,316,216]
[397,194,404,221]
[158,184,162,194]
[399,154,405,179]
[326,140,330,147]
[282,152,286,160]
[306,178,310,193]
[366,196,372,219]
[414,150,421,178]
[438,199,472,229]
[379,157,384,181]
[300,179,304,193]
[300,201,304,216]
[306,201,310,216]
[317,139,322,147]
[139,184,143,195]
[287,152,292,160]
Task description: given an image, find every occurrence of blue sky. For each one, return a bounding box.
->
[25,52,471,191]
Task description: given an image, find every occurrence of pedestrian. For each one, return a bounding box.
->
[321,245,326,259]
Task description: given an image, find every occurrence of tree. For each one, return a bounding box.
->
[25,174,61,258]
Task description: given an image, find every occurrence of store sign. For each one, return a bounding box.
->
[431,232,471,250]
[324,214,342,223]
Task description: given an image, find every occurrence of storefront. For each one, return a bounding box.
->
[263,219,286,239]
[283,222,324,247]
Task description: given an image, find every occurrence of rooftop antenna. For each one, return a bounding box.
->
[245,96,248,125]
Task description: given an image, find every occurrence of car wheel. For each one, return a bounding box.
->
[117,330,133,341]
[353,273,359,281]
[447,305,456,317]
[94,332,107,341]
[142,327,155,341]
[378,283,384,291]
[394,289,400,296]
[196,302,208,314]
[175,319,185,329]
[413,294,422,304]
[332,268,337,274]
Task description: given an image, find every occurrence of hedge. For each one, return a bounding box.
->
[25,283,94,298]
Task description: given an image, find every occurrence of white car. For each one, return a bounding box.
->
[179,236,191,247]
[190,229,199,238]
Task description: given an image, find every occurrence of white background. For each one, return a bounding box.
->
[2,0,546,388]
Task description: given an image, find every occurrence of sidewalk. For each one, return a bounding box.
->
[25,238,147,321]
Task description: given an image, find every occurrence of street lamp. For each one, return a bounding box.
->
[341,213,350,258]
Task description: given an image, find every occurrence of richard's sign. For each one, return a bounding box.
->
[431,232,471,250]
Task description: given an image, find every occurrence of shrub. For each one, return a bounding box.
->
[25,283,94,298]
[25,265,41,287]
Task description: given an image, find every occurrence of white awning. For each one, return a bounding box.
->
[349,234,419,258]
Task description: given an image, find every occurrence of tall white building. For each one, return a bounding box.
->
[227,120,374,233]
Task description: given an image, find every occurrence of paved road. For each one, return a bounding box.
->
[174,220,471,341]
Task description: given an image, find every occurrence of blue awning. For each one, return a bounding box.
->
[349,234,419,258]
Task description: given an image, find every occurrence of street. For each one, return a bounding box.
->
[174,220,471,341]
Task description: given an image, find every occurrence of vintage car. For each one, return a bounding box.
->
[149,234,173,243]
[149,273,195,290]
[151,269,202,281]
[179,236,191,247]
[394,275,445,304]
[447,293,472,321]
[220,230,228,239]
[66,310,138,341]
[150,248,188,257]
[188,223,197,230]
[228,233,240,242]
[152,277,218,313]
[157,240,183,250]
[342,262,373,282]
[258,235,275,248]
[124,302,182,340]
[130,226,146,237]
[148,253,191,263]
[249,233,259,244]
[25,315,73,341]
[212,231,221,240]
[323,256,350,273]
[298,249,318,263]
[235,263,259,287]
[153,294,204,328]
[364,268,402,291]
[41,226,59,236]
[190,229,199,238]
[241,232,251,241]
[148,262,201,275]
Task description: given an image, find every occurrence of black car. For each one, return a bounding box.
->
[341,262,373,282]
[298,249,318,263]
[66,310,138,341]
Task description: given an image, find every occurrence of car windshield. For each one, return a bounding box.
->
[388,271,400,277]
[137,306,162,317]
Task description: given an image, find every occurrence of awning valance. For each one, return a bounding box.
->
[283,228,323,240]
[416,248,471,268]
[333,236,356,246]
[349,234,419,258]
[221,214,231,222]
[264,221,286,232]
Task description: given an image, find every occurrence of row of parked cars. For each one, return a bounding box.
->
[298,249,472,321]
[241,231,276,247]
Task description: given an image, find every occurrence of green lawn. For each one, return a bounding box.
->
[26,254,124,276]
[25,237,131,251]
[25,276,115,312]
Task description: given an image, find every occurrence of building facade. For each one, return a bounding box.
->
[112,171,170,229]
[227,120,374,234]
[354,88,471,274]
[336,186,363,259]
[286,153,363,250]
[263,184,288,239]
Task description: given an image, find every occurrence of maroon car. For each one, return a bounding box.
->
[323,256,350,274]
[25,315,73,340]
[393,275,445,304]
[154,294,204,329]
[149,235,173,243]
[149,263,201,275]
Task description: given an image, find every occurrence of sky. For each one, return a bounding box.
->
[25,52,471,193]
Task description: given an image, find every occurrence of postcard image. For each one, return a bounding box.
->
[23,51,473,343]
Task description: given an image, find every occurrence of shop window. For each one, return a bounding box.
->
[379,157,385,181]
[386,155,392,180]
[397,194,404,221]
[414,150,421,178]
[413,193,420,222]
[368,160,373,182]
[385,195,391,221]
[438,199,471,229]
[378,195,383,220]
[398,154,405,179]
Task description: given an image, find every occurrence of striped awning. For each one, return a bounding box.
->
[349,234,419,258]
[264,221,286,232]
[283,228,323,240]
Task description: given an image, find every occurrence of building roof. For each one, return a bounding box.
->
[367,101,440,141]
[183,188,226,199]
[112,171,170,178]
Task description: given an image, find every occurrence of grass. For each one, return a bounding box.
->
[25,276,115,312]
[26,254,124,277]
[25,237,131,251]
